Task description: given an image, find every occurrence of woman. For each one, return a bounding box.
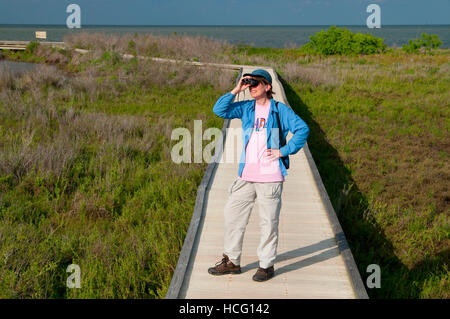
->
[208,69,309,282]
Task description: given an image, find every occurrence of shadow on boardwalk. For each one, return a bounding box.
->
[241,238,339,275]
[278,75,447,298]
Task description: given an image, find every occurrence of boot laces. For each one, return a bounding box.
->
[215,256,228,267]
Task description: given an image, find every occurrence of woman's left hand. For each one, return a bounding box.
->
[266,149,282,161]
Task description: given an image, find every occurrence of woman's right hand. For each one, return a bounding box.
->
[231,76,251,95]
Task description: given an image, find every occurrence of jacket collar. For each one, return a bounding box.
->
[250,98,277,113]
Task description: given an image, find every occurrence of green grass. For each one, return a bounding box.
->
[275,51,449,298]
[1,36,449,298]
[0,46,233,298]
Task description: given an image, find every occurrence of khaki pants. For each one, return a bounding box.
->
[224,177,283,269]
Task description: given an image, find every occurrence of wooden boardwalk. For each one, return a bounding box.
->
[0,40,367,298]
[166,67,368,299]
[0,40,65,51]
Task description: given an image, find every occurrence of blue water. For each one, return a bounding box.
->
[0,25,449,48]
[0,60,37,73]
[0,60,59,74]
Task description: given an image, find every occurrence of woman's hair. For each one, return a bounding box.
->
[258,77,275,99]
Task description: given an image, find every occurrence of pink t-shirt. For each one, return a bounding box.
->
[241,101,284,182]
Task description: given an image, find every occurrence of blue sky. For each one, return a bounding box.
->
[0,0,449,25]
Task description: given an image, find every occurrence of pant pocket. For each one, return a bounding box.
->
[273,183,282,198]
[228,177,246,194]
[265,182,282,199]
[228,178,238,194]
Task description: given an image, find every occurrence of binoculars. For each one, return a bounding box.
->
[241,78,259,87]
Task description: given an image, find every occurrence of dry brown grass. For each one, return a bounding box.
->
[64,32,233,64]
[280,61,341,87]
[66,47,235,98]
[0,44,235,184]
[0,97,174,182]
[0,63,15,90]
[34,45,69,65]
[0,63,208,184]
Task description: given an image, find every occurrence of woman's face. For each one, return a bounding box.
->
[249,77,270,100]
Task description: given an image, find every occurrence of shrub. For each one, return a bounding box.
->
[402,33,443,54]
[301,26,387,56]
[127,40,136,56]
[25,41,40,55]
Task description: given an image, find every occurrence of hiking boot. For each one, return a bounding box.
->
[208,254,241,275]
[252,266,275,282]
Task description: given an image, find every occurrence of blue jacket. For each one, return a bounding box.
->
[213,92,310,177]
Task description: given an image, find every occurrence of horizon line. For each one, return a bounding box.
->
[1,23,449,27]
